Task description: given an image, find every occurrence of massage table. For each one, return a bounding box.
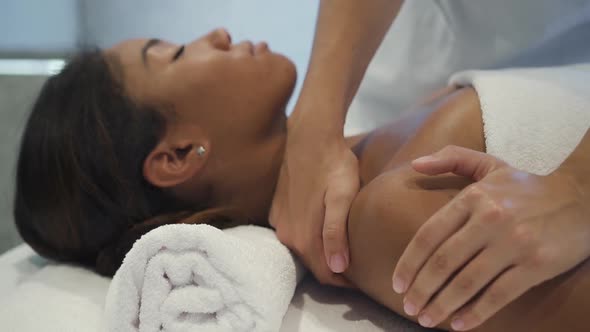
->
[0,244,432,331]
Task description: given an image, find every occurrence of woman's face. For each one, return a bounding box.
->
[106,29,297,216]
[107,27,296,147]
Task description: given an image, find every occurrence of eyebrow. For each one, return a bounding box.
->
[141,38,161,68]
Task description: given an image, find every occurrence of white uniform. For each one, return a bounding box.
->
[346,0,590,133]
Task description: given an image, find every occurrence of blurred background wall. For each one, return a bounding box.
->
[0,0,319,254]
[0,0,81,56]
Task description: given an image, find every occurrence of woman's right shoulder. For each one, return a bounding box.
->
[344,164,468,331]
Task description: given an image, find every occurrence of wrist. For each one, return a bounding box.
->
[288,96,346,138]
[289,113,344,138]
[287,115,345,148]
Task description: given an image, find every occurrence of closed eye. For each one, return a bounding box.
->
[172,45,185,61]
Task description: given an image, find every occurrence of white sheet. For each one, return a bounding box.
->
[0,244,430,332]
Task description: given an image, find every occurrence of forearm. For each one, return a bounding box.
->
[294,0,404,133]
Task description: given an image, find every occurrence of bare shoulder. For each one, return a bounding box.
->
[342,85,590,332]
[343,165,468,330]
[344,167,590,332]
[383,86,485,169]
[350,86,485,185]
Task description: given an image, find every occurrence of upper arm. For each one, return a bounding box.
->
[343,165,465,330]
[343,165,590,332]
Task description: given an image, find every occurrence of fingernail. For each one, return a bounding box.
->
[392,277,406,294]
[413,156,438,164]
[329,254,346,273]
[418,313,433,328]
[451,318,465,331]
[403,300,418,316]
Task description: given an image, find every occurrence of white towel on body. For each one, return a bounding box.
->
[104,224,304,332]
[450,64,590,175]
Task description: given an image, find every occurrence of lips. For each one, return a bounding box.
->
[244,41,254,55]
[254,42,269,55]
[236,40,269,56]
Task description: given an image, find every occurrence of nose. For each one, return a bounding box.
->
[208,28,232,50]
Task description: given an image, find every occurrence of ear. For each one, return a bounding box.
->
[143,138,210,189]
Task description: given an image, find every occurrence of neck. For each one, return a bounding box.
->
[218,131,287,226]
[213,126,369,227]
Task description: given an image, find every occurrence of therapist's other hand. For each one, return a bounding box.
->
[392,146,590,331]
[269,116,359,287]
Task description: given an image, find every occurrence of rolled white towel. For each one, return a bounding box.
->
[104,224,304,332]
[450,64,590,175]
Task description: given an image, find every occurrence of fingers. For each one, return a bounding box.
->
[323,178,358,273]
[415,247,513,329]
[412,145,505,181]
[392,189,472,295]
[449,266,532,331]
[307,236,355,288]
[402,219,490,319]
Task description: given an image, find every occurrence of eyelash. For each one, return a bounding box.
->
[173,45,185,61]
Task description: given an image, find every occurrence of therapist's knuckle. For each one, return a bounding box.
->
[395,261,414,278]
[481,201,506,225]
[408,287,427,304]
[425,303,446,322]
[456,274,476,293]
[323,224,343,242]
[528,247,552,269]
[485,287,508,307]
[414,230,436,252]
[431,252,450,273]
[511,224,536,249]
[464,184,484,202]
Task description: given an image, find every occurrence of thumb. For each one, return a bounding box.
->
[323,181,356,274]
[411,145,506,181]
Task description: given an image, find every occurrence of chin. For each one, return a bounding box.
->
[270,53,297,88]
[283,57,298,88]
[282,63,298,103]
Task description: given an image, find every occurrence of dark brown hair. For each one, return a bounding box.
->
[14,50,235,276]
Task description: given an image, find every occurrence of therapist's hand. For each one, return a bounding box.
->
[269,114,359,287]
[392,146,590,331]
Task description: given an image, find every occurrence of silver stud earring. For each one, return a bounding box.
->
[196,146,206,156]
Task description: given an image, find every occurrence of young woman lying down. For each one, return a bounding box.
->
[14,28,590,332]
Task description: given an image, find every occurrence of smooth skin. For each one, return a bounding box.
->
[270,0,590,329]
